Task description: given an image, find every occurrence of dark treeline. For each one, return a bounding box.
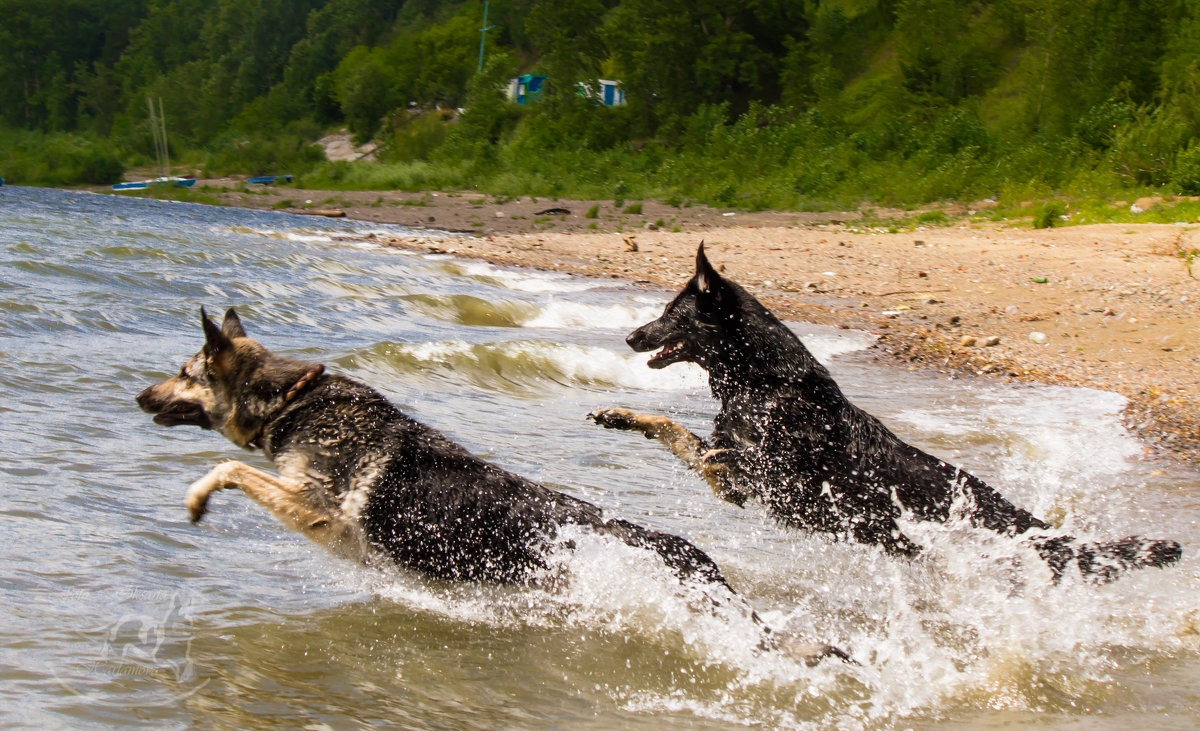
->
[3,0,1199,209]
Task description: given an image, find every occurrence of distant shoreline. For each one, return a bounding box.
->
[96,179,1200,462]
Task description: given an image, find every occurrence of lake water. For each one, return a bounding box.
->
[2,185,1199,728]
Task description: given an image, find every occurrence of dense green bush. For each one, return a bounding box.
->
[1171,142,1200,195]
[0,130,125,185]
[204,127,326,177]
[1074,99,1137,150]
[299,159,471,191]
[1108,106,1192,186]
[1033,200,1067,228]
[381,112,453,163]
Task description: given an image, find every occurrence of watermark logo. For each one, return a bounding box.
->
[55,589,210,706]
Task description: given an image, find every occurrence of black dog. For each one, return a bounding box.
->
[137,308,846,661]
[591,245,1182,582]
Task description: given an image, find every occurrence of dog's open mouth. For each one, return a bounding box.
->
[152,403,211,429]
[648,341,686,368]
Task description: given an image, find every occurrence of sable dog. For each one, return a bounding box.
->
[590,245,1182,582]
[136,308,846,662]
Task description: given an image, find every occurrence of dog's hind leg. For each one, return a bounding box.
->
[186,461,368,562]
[588,408,749,505]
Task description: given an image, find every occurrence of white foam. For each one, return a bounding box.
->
[523,300,665,330]
[225,226,336,243]
[791,327,876,364]
[452,260,606,293]
[564,346,708,391]
[395,339,474,363]
[284,232,337,243]
[226,224,448,246]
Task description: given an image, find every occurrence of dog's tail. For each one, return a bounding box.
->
[1028,533,1182,583]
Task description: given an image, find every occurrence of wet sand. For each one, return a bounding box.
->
[175,180,1200,461]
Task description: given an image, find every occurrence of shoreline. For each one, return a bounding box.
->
[114,179,1200,463]
[382,229,1200,464]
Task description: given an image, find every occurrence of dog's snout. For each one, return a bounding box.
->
[136,385,157,411]
[626,326,653,352]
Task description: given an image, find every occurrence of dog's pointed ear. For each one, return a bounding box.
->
[201,307,234,375]
[222,307,247,339]
[694,242,720,294]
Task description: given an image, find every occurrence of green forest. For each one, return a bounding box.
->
[4,0,1200,214]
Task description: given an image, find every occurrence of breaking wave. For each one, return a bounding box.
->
[435,259,608,293]
[399,292,664,331]
[344,339,708,393]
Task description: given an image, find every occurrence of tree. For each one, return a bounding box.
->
[335,47,395,142]
[604,0,804,127]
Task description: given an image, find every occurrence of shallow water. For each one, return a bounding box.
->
[2,186,1199,729]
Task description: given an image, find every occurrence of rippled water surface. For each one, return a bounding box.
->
[2,186,1199,728]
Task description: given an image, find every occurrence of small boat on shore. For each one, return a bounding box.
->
[112,176,196,191]
[246,174,293,185]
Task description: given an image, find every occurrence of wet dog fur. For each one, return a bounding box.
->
[137,308,848,663]
[590,244,1182,582]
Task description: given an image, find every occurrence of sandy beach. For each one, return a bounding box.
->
[159,180,1200,461]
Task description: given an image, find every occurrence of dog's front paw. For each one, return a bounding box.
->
[185,481,212,523]
[185,462,237,523]
[587,407,644,432]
